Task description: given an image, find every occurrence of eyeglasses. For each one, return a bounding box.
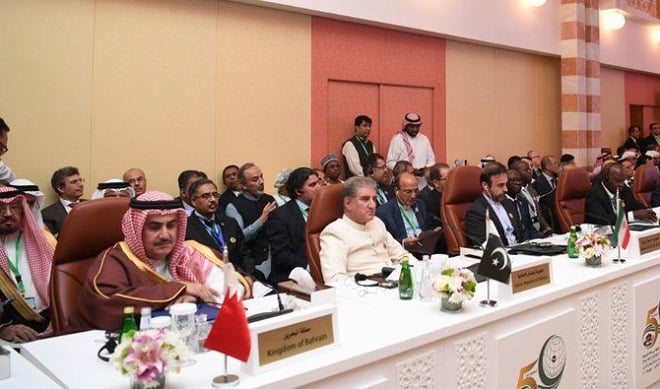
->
[194,192,220,200]
[374,165,387,170]
[0,203,22,214]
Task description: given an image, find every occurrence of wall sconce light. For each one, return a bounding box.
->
[654,27,660,43]
[602,9,626,30]
[528,0,547,6]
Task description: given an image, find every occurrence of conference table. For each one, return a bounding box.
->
[18,232,660,388]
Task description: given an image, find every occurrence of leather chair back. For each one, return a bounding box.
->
[49,197,129,334]
[554,168,591,233]
[305,184,344,283]
[441,166,482,255]
[633,164,659,208]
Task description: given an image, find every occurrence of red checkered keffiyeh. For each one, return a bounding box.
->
[0,187,54,307]
[121,191,214,283]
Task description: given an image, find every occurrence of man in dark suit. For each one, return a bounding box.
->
[640,122,660,152]
[41,166,85,236]
[585,163,656,225]
[376,172,431,256]
[533,155,558,231]
[502,169,540,241]
[465,162,524,247]
[185,178,258,280]
[266,167,321,284]
[366,153,392,207]
[218,164,240,211]
[621,125,642,151]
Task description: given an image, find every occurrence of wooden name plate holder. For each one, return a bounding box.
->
[497,256,553,299]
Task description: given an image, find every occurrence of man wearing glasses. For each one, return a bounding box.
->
[366,153,392,206]
[41,166,85,236]
[185,178,258,282]
[0,118,16,185]
[376,172,429,254]
[0,187,55,342]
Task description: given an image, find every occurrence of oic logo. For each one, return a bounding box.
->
[517,335,567,389]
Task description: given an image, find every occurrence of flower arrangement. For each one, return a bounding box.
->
[577,232,611,259]
[433,267,477,304]
[111,329,188,388]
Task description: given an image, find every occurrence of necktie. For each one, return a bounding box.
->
[68,202,78,208]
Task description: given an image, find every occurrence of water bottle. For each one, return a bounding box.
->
[398,257,414,300]
[567,225,579,258]
[139,306,152,330]
[120,306,138,342]
[418,256,435,301]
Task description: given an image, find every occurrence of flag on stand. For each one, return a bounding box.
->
[478,233,512,284]
[613,197,630,249]
[204,263,251,362]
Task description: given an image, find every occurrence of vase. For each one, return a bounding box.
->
[441,296,463,312]
[584,255,602,267]
[130,374,166,389]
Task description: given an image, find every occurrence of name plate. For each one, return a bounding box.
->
[243,304,338,375]
[258,315,334,365]
[511,263,551,294]
[638,231,660,255]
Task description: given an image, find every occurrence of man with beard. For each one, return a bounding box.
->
[176,170,207,216]
[502,169,540,242]
[122,168,147,197]
[185,178,257,281]
[320,177,410,283]
[42,166,85,236]
[366,153,392,206]
[342,115,375,178]
[225,163,277,281]
[218,164,240,211]
[71,191,250,331]
[465,162,521,247]
[0,187,55,342]
[386,112,436,189]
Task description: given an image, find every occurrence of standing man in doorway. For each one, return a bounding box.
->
[342,115,375,178]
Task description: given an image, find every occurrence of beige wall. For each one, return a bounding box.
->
[600,67,627,151]
[0,0,310,204]
[445,40,561,165]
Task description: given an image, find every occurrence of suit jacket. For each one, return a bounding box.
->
[584,182,645,226]
[376,198,429,243]
[533,173,557,230]
[266,200,308,284]
[42,199,86,236]
[622,137,641,151]
[641,135,660,152]
[185,213,256,277]
[421,189,443,229]
[652,184,660,207]
[464,195,523,247]
[502,194,540,241]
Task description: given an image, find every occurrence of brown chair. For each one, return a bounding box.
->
[441,166,482,255]
[305,183,344,283]
[554,168,591,233]
[49,197,129,335]
[633,164,659,208]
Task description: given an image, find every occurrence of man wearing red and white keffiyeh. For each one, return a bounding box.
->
[0,187,55,343]
[71,191,249,331]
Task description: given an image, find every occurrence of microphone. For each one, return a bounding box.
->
[537,186,556,199]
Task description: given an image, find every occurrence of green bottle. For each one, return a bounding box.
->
[120,306,138,343]
[567,226,579,258]
[398,257,414,300]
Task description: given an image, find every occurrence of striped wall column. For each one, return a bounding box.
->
[561,0,601,166]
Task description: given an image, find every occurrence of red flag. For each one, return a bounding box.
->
[203,263,251,362]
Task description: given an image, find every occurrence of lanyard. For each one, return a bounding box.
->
[277,193,289,203]
[298,205,309,220]
[6,233,25,294]
[201,218,225,249]
[355,136,370,156]
[397,205,419,235]
[377,188,387,204]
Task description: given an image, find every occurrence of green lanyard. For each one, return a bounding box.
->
[355,136,370,156]
[397,205,419,235]
[6,233,25,294]
[297,204,309,220]
[377,188,387,204]
[277,193,289,203]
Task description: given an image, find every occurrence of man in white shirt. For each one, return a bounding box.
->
[320,176,410,283]
[342,115,375,178]
[386,112,435,189]
[0,187,55,342]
